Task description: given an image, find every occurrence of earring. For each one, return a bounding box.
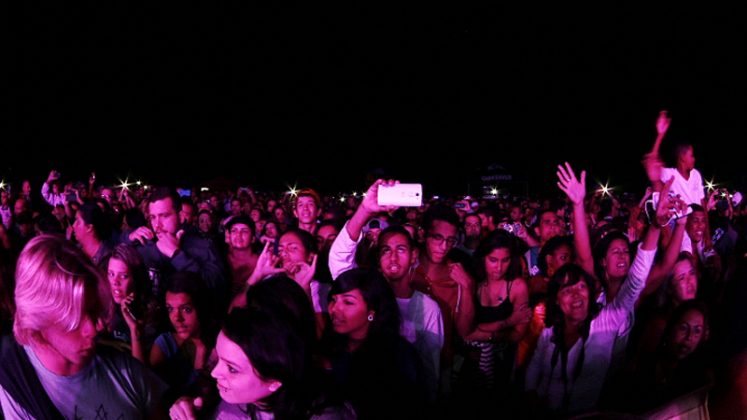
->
[269,381,282,392]
[367,314,374,322]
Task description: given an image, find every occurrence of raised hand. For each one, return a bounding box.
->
[120,293,142,332]
[156,230,183,258]
[248,241,284,285]
[47,170,60,183]
[361,179,400,215]
[642,151,664,185]
[556,162,586,205]
[655,177,677,227]
[287,254,318,291]
[129,226,155,245]
[652,110,671,154]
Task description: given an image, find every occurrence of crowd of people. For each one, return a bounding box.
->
[0,113,746,418]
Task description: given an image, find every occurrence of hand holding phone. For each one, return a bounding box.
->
[646,191,692,224]
[377,183,422,207]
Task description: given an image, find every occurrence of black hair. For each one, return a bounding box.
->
[78,202,113,241]
[545,264,601,410]
[279,228,318,256]
[473,229,523,282]
[422,205,460,234]
[592,230,631,288]
[166,271,217,347]
[148,187,182,212]
[537,235,574,277]
[326,268,400,352]
[223,305,314,420]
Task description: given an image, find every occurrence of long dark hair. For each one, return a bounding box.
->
[659,299,709,357]
[245,275,318,356]
[473,229,523,282]
[223,306,314,420]
[78,202,112,241]
[165,271,217,348]
[545,264,601,410]
[106,244,150,301]
[324,268,400,354]
[592,230,631,289]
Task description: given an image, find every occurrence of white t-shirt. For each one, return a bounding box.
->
[661,167,705,206]
[396,291,445,401]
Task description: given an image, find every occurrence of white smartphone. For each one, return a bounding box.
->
[377,184,423,207]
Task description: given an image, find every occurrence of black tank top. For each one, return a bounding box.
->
[475,280,514,323]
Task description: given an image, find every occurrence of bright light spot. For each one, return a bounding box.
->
[287,185,298,197]
[490,188,498,195]
[706,180,716,191]
[352,191,357,197]
[339,197,345,202]
[118,178,131,190]
[0,180,5,190]
[200,187,209,192]
[136,181,142,186]
[598,183,611,196]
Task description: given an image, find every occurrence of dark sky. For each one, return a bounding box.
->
[8,4,746,196]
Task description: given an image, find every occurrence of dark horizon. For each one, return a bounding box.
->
[7,4,745,196]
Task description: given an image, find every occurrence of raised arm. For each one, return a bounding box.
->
[643,111,671,192]
[556,162,594,276]
[346,179,398,241]
[651,110,671,155]
[41,169,60,205]
[641,196,688,300]
[328,179,399,280]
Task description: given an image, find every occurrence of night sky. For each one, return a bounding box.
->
[8,4,746,197]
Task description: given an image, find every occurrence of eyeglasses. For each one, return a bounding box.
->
[428,233,458,247]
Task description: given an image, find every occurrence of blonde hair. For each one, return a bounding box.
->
[13,235,112,345]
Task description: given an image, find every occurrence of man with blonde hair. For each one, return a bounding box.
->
[0,235,166,418]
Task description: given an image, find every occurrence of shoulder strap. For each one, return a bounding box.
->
[0,335,64,420]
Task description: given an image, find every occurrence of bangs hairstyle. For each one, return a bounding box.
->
[328,268,400,341]
[545,264,600,329]
[13,235,112,344]
[107,243,150,299]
